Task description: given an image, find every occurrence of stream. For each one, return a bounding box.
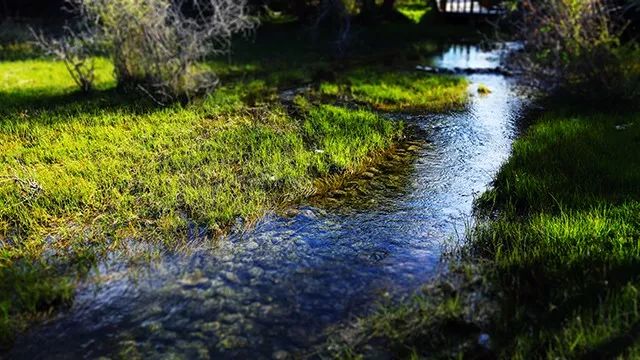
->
[10,43,526,359]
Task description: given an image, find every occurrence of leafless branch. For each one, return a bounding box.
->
[38,0,258,101]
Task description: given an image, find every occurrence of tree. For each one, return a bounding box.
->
[381,0,397,15]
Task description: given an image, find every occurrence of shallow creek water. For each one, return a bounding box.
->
[10,44,526,359]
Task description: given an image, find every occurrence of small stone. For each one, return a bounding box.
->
[222,271,240,284]
[259,305,274,317]
[178,274,209,288]
[145,321,162,333]
[273,350,290,360]
[219,335,249,349]
[284,208,299,217]
[219,313,243,324]
[202,321,222,332]
[210,278,225,288]
[299,209,316,219]
[216,286,237,297]
[248,267,265,278]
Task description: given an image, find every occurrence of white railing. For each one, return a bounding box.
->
[436,0,504,15]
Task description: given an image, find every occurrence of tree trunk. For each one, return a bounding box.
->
[360,0,376,18]
[291,1,316,22]
[381,0,396,14]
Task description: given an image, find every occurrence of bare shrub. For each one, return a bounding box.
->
[32,25,98,93]
[38,0,257,101]
[512,0,628,96]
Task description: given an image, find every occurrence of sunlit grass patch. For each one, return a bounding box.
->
[0,58,405,345]
[0,58,115,101]
[303,104,401,170]
[396,0,432,23]
[319,68,468,113]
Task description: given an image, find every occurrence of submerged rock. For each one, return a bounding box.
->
[273,350,290,360]
[178,274,210,288]
[248,267,265,278]
[219,335,249,349]
[284,208,300,217]
[222,271,241,284]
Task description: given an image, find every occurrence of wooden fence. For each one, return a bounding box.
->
[435,0,504,15]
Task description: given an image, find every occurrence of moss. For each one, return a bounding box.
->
[396,0,433,23]
[477,84,491,95]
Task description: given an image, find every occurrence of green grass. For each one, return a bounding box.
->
[0,26,471,345]
[326,286,477,359]
[396,0,433,23]
[318,68,469,113]
[470,107,640,359]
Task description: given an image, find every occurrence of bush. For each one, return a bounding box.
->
[512,0,633,98]
[39,0,257,101]
[32,25,98,92]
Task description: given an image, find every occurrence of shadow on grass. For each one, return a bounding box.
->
[581,321,640,359]
[472,102,640,358]
[0,87,164,126]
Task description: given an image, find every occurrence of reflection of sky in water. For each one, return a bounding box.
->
[11,45,526,359]
[435,43,506,69]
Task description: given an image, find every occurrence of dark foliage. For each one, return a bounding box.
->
[1,0,67,18]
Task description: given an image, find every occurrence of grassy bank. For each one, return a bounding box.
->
[472,105,640,358]
[0,19,471,347]
[318,68,468,113]
[330,104,640,359]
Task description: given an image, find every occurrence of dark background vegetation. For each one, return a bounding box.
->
[1,0,399,19]
[1,0,67,18]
